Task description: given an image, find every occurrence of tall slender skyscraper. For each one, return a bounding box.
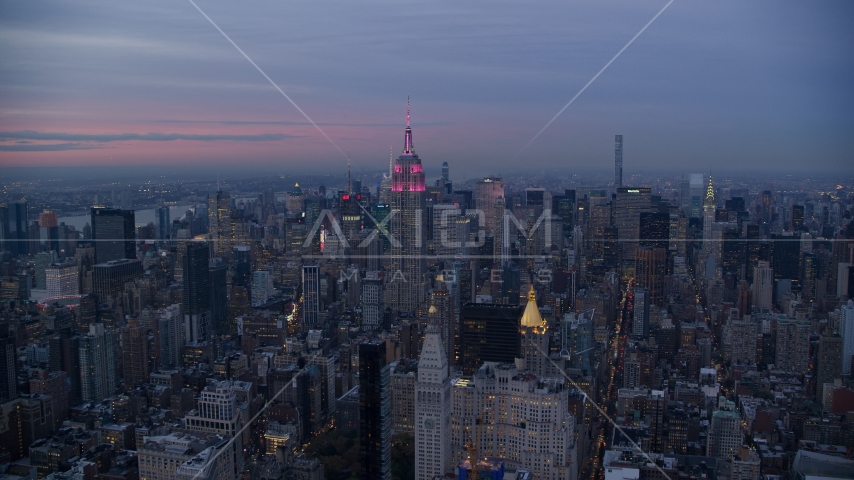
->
[632,287,650,339]
[157,304,183,369]
[0,324,18,403]
[387,98,427,312]
[79,324,117,402]
[563,310,595,375]
[3,201,29,256]
[440,161,451,193]
[636,246,667,307]
[615,134,623,188]
[415,306,452,480]
[841,300,854,375]
[475,177,504,235]
[752,260,773,311]
[302,265,320,327]
[183,242,211,343]
[614,187,653,262]
[493,196,507,266]
[156,206,170,241]
[208,190,232,258]
[761,190,772,225]
[120,318,149,389]
[209,259,229,336]
[0,205,7,253]
[359,340,392,480]
[361,271,383,331]
[703,175,716,248]
[91,207,135,264]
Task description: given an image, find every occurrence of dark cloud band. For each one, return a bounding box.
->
[0,142,96,152]
[0,131,294,143]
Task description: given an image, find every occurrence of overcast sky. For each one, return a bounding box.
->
[1,0,852,178]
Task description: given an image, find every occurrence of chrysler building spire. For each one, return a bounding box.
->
[705,174,715,205]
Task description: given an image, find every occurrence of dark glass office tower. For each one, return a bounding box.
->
[725,197,745,213]
[801,252,817,303]
[636,246,667,307]
[744,224,761,282]
[156,206,170,241]
[603,227,619,268]
[615,134,623,188]
[183,241,211,343]
[564,309,595,375]
[302,265,320,327]
[458,302,523,375]
[0,324,18,403]
[49,327,81,406]
[91,207,135,264]
[232,245,251,289]
[92,259,143,303]
[500,262,521,305]
[209,259,228,336]
[553,190,576,235]
[359,339,392,480]
[771,234,800,288]
[3,201,29,256]
[639,211,670,250]
[721,227,745,279]
[791,204,805,231]
[525,188,545,207]
[0,206,6,253]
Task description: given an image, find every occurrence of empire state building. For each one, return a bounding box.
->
[386,99,426,312]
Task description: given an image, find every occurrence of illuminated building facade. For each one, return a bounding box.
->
[386,99,426,312]
[415,314,451,479]
[451,363,577,480]
[45,262,79,297]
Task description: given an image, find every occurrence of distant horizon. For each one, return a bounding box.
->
[2,163,849,188]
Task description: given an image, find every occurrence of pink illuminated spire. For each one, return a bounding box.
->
[403,96,414,154]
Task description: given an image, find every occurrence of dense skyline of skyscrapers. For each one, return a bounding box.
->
[0,103,852,480]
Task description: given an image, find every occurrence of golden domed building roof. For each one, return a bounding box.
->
[520,286,546,332]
